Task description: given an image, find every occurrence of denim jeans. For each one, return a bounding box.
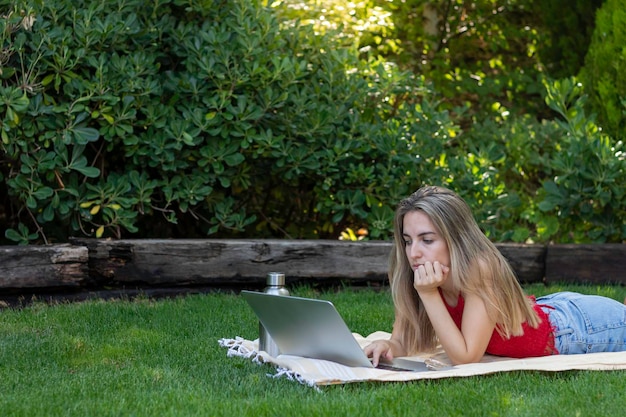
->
[537,291,626,354]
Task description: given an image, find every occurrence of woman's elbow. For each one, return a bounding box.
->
[449,352,484,365]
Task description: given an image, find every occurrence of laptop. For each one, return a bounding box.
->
[240,290,429,371]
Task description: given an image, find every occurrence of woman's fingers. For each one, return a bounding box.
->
[364,341,393,367]
[414,261,448,292]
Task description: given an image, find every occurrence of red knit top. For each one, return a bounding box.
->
[442,292,558,357]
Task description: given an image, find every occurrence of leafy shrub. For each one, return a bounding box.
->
[0,0,457,244]
[1,0,625,246]
[537,78,626,243]
[580,0,626,140]
[447,113,562,243]
[443,77,626,244]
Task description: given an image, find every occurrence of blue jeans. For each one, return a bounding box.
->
[537,291,626,354]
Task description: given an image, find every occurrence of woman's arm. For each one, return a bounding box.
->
[417,289,495,364]
[413,260,496,364]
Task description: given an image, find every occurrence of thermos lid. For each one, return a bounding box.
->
[266,272,285,286]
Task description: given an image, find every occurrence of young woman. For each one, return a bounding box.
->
[364,185,626,365]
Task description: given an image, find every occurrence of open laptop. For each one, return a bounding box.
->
[240,290,429,372]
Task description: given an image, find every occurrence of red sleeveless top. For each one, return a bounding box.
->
[442,292,558,357]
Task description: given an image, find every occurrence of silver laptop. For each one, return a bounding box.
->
[241,290,428,371]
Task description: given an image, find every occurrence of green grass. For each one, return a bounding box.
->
[1,284,625,417]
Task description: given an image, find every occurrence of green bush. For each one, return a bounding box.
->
[439,77,626,244]
[1,0,625,245]
[580,0,626,140]
[447,114,562,243]
[537,78,626,243]
[0,0,457,244]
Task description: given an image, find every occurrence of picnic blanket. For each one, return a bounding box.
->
[218,331,626,386]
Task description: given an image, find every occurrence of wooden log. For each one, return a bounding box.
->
[69,239,546,287]
[0,244,88,289]
[69,239,393,286]
[1,240,622,294]
[545,244,626,285]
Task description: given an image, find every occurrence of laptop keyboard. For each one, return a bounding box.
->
[373,358,450,372]
[374,362,415,372]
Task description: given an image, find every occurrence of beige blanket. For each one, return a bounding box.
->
[219,331,626,386]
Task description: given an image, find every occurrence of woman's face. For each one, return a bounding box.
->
[402,210,450,270]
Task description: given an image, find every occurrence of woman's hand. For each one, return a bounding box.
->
[413,260,449,294]
[363,339,401,367]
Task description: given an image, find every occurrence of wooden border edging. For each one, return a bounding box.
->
[0,240,624,295]
[545,244,626,285]
[0,244,88,289]
[68,238,394,286]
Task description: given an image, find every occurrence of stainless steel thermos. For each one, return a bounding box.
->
[258,272,289,357]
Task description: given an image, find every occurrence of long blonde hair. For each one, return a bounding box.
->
[389,185,540,354]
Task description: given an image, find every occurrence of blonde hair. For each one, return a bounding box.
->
[389,185,540,354]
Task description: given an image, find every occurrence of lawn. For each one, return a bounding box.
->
[1,284,624,417]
